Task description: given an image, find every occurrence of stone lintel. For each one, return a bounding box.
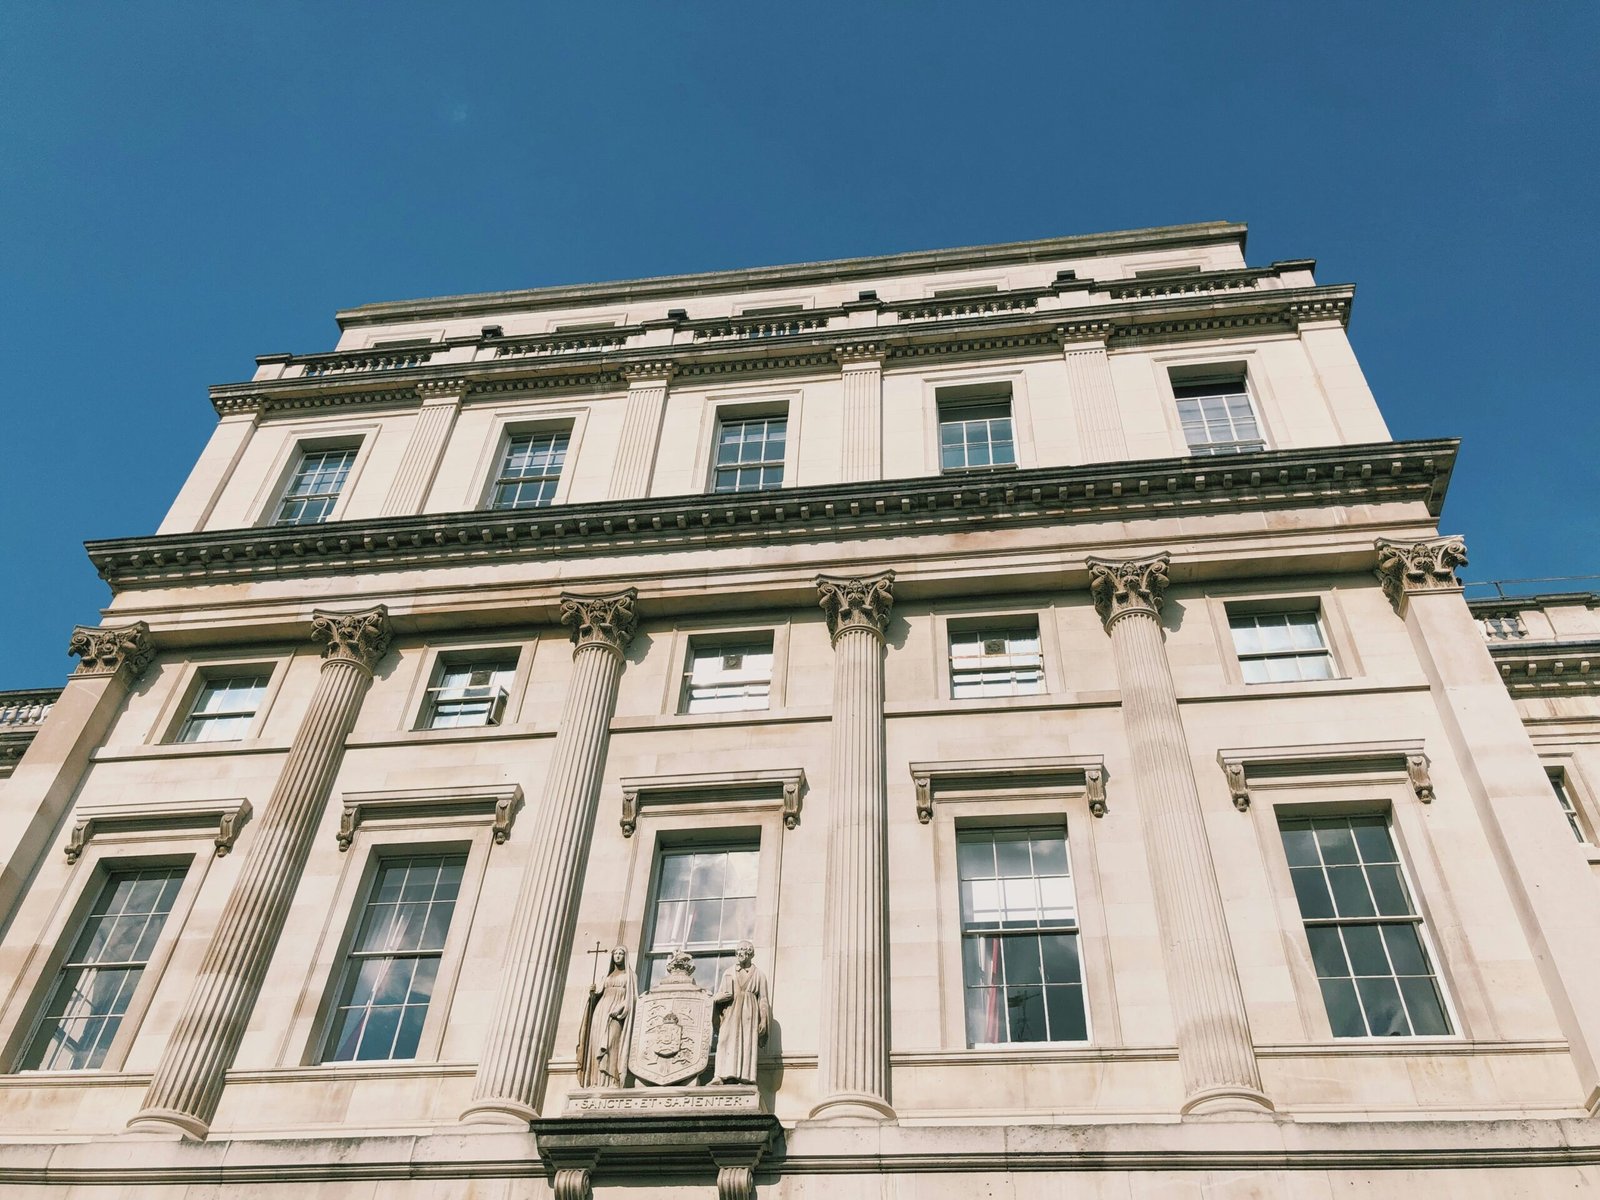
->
[531,1110,781,1180]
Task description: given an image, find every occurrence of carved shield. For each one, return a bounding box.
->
[627,973,712,1086]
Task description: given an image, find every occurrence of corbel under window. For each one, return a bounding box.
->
[909,756,1107,825]
[65,796,252,863]
[1216,741,1433,813]
[619,768,805,837]
[336,783,524,851]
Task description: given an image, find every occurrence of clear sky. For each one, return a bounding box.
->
[1,2,1595,688]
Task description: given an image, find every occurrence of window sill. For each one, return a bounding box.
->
[611,706,831,732]
[886,693,1121,719]
[1176,678,1433,704]
[347,723,555,749]
[892,1045,1175,1066]
[226,1061,476,1084]
[94,739,292,763]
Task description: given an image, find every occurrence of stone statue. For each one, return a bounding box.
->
[577,946,635,1088]
[711,941,770,1085]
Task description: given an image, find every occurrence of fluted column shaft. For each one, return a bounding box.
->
[837,351,883,482]
[811,574,896,1121]
[1089,557,1270,1115]
[464,590,637,1123]
[608,367,673,499]
[1060,334,1128,461]
[381,382,466,516]
[130,607,391,1139]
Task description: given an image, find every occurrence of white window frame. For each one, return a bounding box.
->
[153,658,285,746]
[710,413,789,494]
[399,637,536,735]
[1151,351,1278,462]
[947,620,1046,700]
[929,604,1064,702]
[660,620,790,718]
[1208,591,1359,689]
[465,407,588,512]
[1226,607,1337,685]
[935,384,1017,474]
[680,635,775,715]
[248,422,381,529]
[1544,762,1594,845]
[418,651,521,731]
[693,390,803,496]
[920,369,1034,476]
[485,427,573,511]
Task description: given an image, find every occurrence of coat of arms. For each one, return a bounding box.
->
[627,950,712,1086]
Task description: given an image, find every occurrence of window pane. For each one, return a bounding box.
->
[1044,985,1088,1042]
[1355,976,1408,1036]
[1318,976,1366,1037]
[1005,983,1048,1042]
[1399,976,1451,1036]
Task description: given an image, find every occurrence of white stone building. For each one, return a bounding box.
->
[1,221,1597,1196]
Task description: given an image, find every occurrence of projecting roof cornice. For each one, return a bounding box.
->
[84,438,1456,590]
[213,282,1353,418]
[333,222,1249,327]
[1487,640,1600,697]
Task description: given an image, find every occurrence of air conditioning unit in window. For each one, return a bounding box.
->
[426,684,509,726]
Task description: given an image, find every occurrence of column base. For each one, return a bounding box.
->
[1180,1084,1276,1117]
[459,1097,539,1126]
[806,1092,897,1123]
[125,1107,211,1141]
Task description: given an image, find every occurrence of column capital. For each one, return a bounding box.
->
[816,573,895,645]
[619,360,676,384]
[1086,554,1171,631]
[561,588,639,655]
[67,621,155,680]
[415,377,470,402]
[1055,320,1114,347]
[1374,536,1468,613]
[311,605,392,672]
[832,341,885,365]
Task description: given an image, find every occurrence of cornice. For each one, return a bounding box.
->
[211,283,1353,419]
[1487,640,1600,697]
[83,439,1458,590]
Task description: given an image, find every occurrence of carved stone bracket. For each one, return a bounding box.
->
[335,783,524,850]
[1216,742,1433,811]
[68,621,155,680]
[531,1112,780,1200]
[561,588,639,655]
[1374,536,1468,614]
[619,768,804,837]
[717,1165,755,1200]
[311,605,392,671]
[909,756,1108,824]
[832,341,885,364]
[553,1166,593,1200]
[815,572,895,645]
[65,797,252,862]
[1086,554,1171,631]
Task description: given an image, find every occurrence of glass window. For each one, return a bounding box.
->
[19,865,187,1071]
[713,416,786,493]
[949,624,1044,698]
[1173,378,1265,456]
[939,401,1014,472]
[275,446,357,526]
[490,430,569,510]
[423,655,517,729]
[957,827,1087,1045]
[1229,611,1335,683]
[682,638,773,714]
[1550,770,1586,842]
[641,845,758,990]
[176,674,270,743]
[1279,815,1451,1038]
[323,854,466,1062]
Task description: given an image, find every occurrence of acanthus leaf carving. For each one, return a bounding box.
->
[68,621,155,680]
[1086,554,1171,630]
[561,588,639,655]
[815,572,895,645]
[1374,536,1468,613]
[311,605,392,671]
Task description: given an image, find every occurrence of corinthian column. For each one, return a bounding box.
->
[810,573,896,1122]
[834,344,883,482]
[1086,556,1271,1115]
[463,589,638,1123]
[128,607,391,1139]
[609,363,674,499]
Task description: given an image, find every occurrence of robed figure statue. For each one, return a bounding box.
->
[577,946,636,1088]
[710,941,770,1085]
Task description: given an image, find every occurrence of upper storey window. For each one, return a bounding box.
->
[490,430,569,510]
[176,673,270,743]
[938,387,1015,472]
[1172,375,1265,457]
[949,622,1044,698]
[682,636,774,714]
[275,446,357,525]
[713,415,786,493]
[1228,610,1335,684]
[422,653,518,729]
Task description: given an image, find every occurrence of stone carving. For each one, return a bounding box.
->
[1374,536,1468,612]
[832,341,885,364]
[619,360,677,382]
[815,572,895,644]
[560,589,639,655]
[577,948,636,1089]
[1224,762,1251,811]
[67,621,155,679]
[711,941,770,1086]
[628,950,713,1086]
[1085,765,1108,817]
[1086,554,1171,629]
[1407,753,1436,803]
[310,605,391,671]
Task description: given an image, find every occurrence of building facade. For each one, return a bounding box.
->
[1,221,1597,1196]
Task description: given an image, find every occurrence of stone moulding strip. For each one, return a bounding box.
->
[909,755,1107,824]
[335,783,524,850]
[84,438,1459,589]
[64,796,252,862]
[618,767,805,837]
[1215,740,1432,813]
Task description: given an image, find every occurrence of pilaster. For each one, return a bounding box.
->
[1057,323,1127,462]
[380,378,468,516]
[463,589,638,1123]
[834,344,884,483]
[1087,555,1272,1115]
[127,606,391,1140]
[609,363,675,499]
[809,573,896,1122]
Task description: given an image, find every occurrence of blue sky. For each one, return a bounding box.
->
[2,2,1595,688]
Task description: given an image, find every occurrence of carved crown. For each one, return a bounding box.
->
[560,589,639,654]
[67,621,155,679]
[1374,536,1468,612]
[1086,554,1171,629]
[311,606,392,671]
[816,573,896,644]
